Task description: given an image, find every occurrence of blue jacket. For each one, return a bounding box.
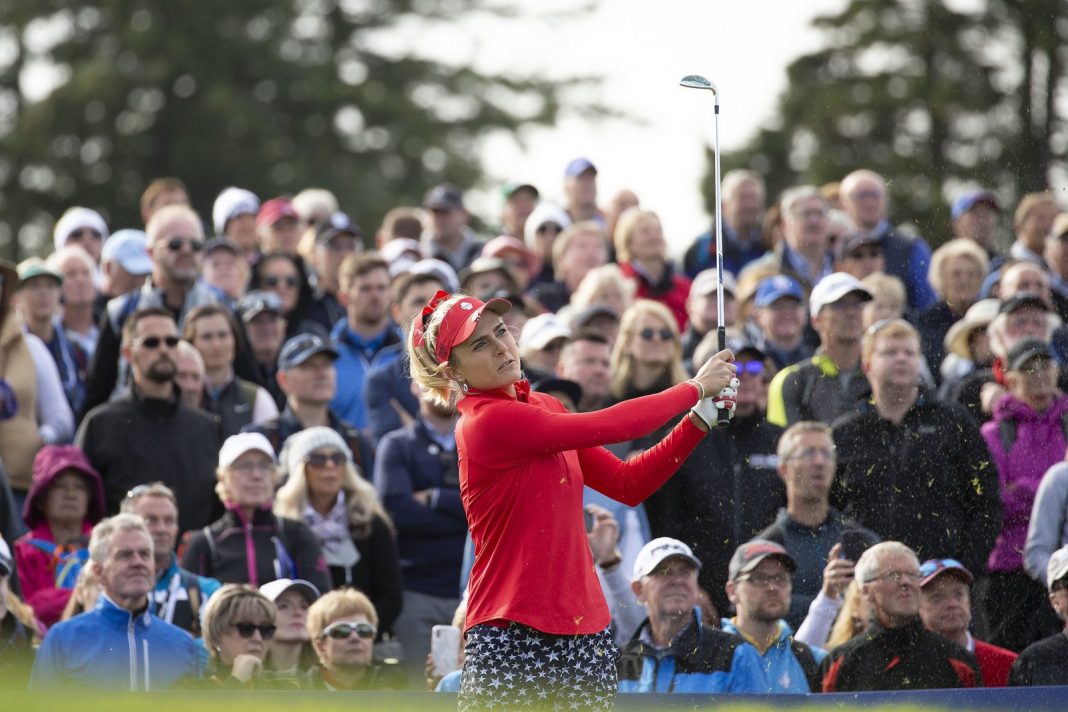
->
[365,350,419,444]
[872,220,935,312]
[720,618,825,693]
[30,594,199,690]
[374,417,467,598]
[618,609,765,693]
[329,320,403,430]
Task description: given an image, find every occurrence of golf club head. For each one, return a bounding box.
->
[679,74,719,94]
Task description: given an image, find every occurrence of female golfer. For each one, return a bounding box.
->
[407,290,737,709]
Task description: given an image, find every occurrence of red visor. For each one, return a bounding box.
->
[413,290,511,363]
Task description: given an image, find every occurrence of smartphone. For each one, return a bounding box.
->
[840,529,870,562]
[584,509,594,533]
[431,625,462,677]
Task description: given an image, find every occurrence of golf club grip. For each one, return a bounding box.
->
[716,326,730,427]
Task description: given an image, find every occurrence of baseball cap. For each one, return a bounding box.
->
[502,182,539,201]
[482,235,539,274]
[278,333,340,371]
[728,539,797,581]
[259,578,321,605]
[292,188,339,225]
[460,257,518,291]
[519,313,572,352]
[565,157,597,178]
[101,229,153,275]
[381,237,423,265]
[412,290,512,364]
[919,558,974,587]
[203,236,241,257]
[236,290,285,323]
[212,187,260,234]
[631,537,702,583]
[809,272,873,318]
[999,292,1050,316]
[218,432,276,469]
[16,258,62,286]
[754,275,804,309]
[0,536,11,578]
[1048,545,1068,590]
[838,231,882,259]
[315,211,363,244]
[531,377,583,409]
[53,206,109,253]
[409,258,460,294]
[570,305,619,331]
[951,191,1000,222]
[1006,338,1053,373]
[691,268,737,298]
[424,184,464,211]
[256,197,299,228]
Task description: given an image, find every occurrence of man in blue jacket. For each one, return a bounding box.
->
[618,538,765,693]
[30,513,199,690]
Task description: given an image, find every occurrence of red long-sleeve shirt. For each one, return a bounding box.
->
[457,380,704,635]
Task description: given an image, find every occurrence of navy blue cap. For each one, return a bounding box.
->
[565,157,597,178]
[236,290,285,323]
[754,275,804,308]
[278,333,339,370]
[315,211,363,244]
[423,184,464,211]
[951,191,1000,222]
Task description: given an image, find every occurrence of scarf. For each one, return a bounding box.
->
[303,490,360,569]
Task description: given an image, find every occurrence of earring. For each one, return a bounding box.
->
[459,380,469,394]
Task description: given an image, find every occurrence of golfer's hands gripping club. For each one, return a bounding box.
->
[690,349,738,429]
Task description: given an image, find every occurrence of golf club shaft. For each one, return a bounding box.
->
[713,97,729,427]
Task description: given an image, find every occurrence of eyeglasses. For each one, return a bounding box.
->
[305,451,347,468]
[230,460,274,475]
[263,275,299,289]
[867,569,923,584]
[166,237,205,252]
[536,223,563,235]
[739,572,791,588]
[638,327,674,342]
[134,335,180,350]
[787,447,836,462]
[736,360,766,376]
[319,620,376,641]
[68,228,103,240]
[231,622,276,640]
[124,482,168,500]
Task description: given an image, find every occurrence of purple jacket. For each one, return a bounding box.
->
[981,394,1068,572]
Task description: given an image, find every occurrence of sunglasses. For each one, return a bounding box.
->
[232,622,276,640]
[69,228,103,240]
[166,237,204,252]
[536,223,563,235]
[305,451,347,468]
[319,620,376,641]
[135,335,180,350]
[736,360,766,376]
[264,275,299,289]
[638,327,674,342]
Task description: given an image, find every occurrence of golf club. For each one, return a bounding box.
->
[680,73,731,427]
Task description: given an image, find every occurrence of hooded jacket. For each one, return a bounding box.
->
[14,445,105,628]
[29,593,199,690]
[981,393,1068,572]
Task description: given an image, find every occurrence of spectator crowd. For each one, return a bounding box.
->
[3,161,1068,696]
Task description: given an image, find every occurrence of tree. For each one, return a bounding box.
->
[703,0,1068,244]
[0,0,593,259]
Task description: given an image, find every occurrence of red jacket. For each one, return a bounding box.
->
[974,638,1017,687]
[619,262,692,331]
[458,380,703,636]
[14,521,92,629]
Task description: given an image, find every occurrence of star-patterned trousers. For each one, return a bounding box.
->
[458,623,619,710]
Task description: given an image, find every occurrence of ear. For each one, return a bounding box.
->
[121,342,133,364]
[338,288,350,308]
[312,636,327,663]
[276,369,288,392]
[390,302,403,326]
[630,581,643,603]
[725,580,738,605]
[92,561,104,579]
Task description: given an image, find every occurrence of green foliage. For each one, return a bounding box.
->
[705,0,1068,245]
[0,0,592,258]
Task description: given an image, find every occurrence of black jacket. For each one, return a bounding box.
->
[180,506,332,594]
[821,618,982,691]
[76,388,222,533]
[1008,631,1068,687]
[325,513,403,635]
[831,393,1001,574]
[641,413,784,616]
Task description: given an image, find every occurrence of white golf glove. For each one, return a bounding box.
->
[691,377,740,428]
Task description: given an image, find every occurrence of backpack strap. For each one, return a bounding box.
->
[201,526,218,569]
[998,419,1017,456]
[790,639,822,693]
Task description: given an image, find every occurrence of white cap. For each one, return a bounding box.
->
[292,188,339,224]
[809,272,873,318]
[631,537,702,583]
[1048,545,1068,590]
[519,313,571,352]
[523,202,572,249]
[259,578,321,604]
[218,432,276,469]
[212,187,260,234]
[691,268,737,298]
[381,237,423,265]
[409,258,459,294]
[54,207,109,253]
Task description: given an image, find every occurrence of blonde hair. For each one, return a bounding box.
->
[406,293,469,408]
[551,221,608,276]
[861,318,919,365]
[275,461,391,539]
[568,263,636,315]
[307,588,378,640]
[861,272,906,305]
[3,576,43,640]
[826,580,867,649]
[928,238,989,297]
[613,208,661,263]
[202,584,276,659]
[610,300,687,398]
[60,564,100,622]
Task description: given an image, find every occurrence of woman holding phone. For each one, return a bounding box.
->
[406,290,737,710]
